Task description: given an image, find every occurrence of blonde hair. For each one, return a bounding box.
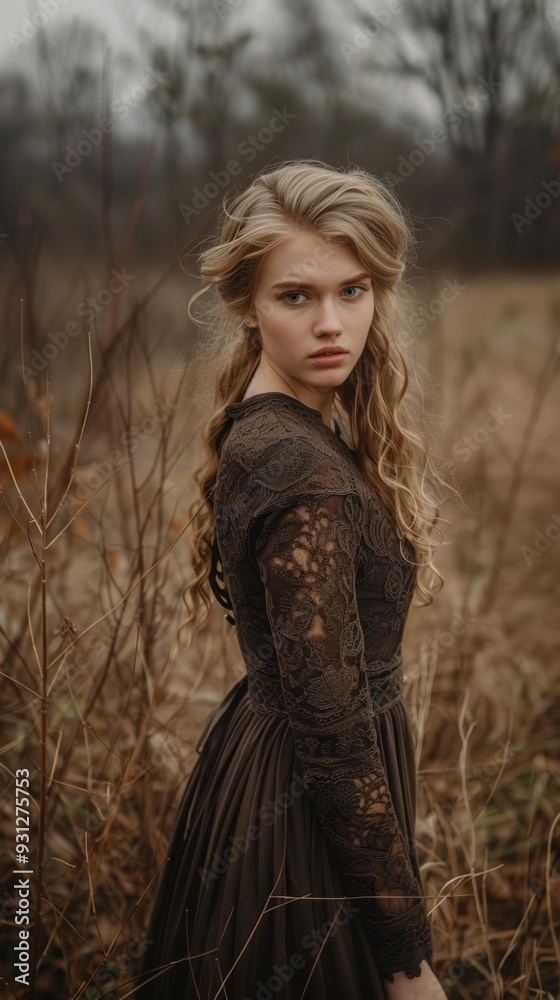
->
[179,159,454,642]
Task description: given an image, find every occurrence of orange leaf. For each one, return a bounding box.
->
[72,517,91,540]
[0,411,22,446]
[0,451,33,487]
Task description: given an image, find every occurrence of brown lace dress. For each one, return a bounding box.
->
[135,392,434,999]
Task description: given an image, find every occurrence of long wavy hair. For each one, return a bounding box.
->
[178,159,455,644]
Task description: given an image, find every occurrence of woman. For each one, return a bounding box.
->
[135,161,450,999]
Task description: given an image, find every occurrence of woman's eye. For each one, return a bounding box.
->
[281,285,368,304]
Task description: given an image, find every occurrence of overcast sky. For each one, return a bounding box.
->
[0,0,180,81]
[0,0,192,141]
[2,0,126,63]
[0,0,441,139]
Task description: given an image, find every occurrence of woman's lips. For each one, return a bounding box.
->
[309,351,349,365]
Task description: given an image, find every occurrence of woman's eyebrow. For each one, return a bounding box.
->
[271,272,372,290]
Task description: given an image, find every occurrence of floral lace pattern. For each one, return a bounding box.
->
[211,393,433,980]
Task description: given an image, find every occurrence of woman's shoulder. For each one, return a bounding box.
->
[216,398,363,519]
[222,396,321,459]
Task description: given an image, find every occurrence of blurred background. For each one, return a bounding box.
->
[0,1,559,997]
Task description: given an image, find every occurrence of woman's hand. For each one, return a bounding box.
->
[384,960,448,1000]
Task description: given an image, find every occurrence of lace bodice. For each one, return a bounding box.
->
[209,392,433,981]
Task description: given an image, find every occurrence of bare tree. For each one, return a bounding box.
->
[349,0,560,262]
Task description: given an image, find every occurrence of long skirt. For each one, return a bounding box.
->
[133,674,426,1000]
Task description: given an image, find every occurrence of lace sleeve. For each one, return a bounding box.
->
[254,490,433,981]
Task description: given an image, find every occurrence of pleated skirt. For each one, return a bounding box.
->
[134,674,424,1000]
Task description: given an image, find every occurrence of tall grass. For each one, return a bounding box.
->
[0,262,559,998]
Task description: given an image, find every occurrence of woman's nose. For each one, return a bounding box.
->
[313,299,344,333]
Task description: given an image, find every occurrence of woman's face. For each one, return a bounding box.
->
[245,226,374,412]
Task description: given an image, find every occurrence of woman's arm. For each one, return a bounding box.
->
[254,488,435,981]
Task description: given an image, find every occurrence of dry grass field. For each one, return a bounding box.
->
[0,268,559,999]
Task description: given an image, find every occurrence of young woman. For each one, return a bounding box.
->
[135,161,450,999]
